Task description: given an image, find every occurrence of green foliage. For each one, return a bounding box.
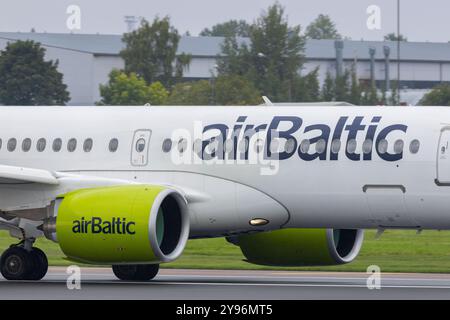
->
[384,33,408,42]
[214,75,261,105]
[292,68,320,102]
[334,70,350,102]
[218,36,251,76]
[389,81,400,106]
[247,4,306,101]
[148,82,170,105]
[361,82,380,105]
[200,20,252,37]
[419,84,450,106]
[98,69,168,106]
[0,40,70,106]
[218,3,311,102]
[120,17,191,87]
[305,14,341,40]
[321,72,335,101]
[321,70,351,103]
[349,68,362,105]
[320,66,385,106]
[167,81,212,106]
[167,75,261,106]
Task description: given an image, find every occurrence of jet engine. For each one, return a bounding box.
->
[235,228,364,266]
[42,185,190,264]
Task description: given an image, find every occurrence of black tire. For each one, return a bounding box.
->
[135,264,160,281]
[27,248,48,281]
[0,246,33,281]
[112,264,159,281]
[112,264,139,281]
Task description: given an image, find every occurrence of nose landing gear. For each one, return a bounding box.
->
[0,242,48,281]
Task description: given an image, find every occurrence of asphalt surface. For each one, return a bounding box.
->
[1,267,450,299]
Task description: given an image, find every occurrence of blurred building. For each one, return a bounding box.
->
[1,32,449,105]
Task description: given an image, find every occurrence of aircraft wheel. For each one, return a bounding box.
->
[28,247,48,281]
[112,264,159,281]
[0,246,33,281]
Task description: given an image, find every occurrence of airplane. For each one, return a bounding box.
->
[0,104,446,281]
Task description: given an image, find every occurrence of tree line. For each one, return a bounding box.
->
[0,2,447,106]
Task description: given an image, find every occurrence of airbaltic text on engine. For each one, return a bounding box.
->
[72,217,136,235]
[200,116,407,162]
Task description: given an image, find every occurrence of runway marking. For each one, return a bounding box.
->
[4,269,450,292]
[44,272,450,284]
[6,278,450,290]
[157,282,450,290]
[157,275,450,282]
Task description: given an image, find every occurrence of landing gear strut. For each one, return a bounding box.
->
[0,243,48,281]
[112,264,159,281]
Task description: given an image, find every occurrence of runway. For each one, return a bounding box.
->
[1,267,450,299]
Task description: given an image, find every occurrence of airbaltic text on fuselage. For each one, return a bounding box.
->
[72,217,136,235]
[200,116,408,162]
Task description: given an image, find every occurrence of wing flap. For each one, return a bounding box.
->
[0,165,58,185]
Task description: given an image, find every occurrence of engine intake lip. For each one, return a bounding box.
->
[148,189,190,263]
[326,229,364,264]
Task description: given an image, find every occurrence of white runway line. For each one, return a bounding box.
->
[5,269,450,291]
[43,271,450,283]
[16,279,450,290]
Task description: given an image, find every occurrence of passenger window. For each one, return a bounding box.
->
[331,139,341,153]
[410,140,420,154]
[7,138,17,152]
[241,139,250,153]
[67,138,77,152]
[300,140,310,153]
[36,138,46,152]
[22,138,32,152]
[162,139,172,153]
[394,139,404,154]
[109,138,119,152]
[378,139,388,154]
[254,138,264,153]
[52,138,62,152]
[205,138,219,154]
[194,139,204,154]
[315,139,326,153]
[83,138,93,152]
[285,138,296,153]
[177,139,187,153]
[347,139,357,154]
[269,139,279,154]
[362,139,373,154]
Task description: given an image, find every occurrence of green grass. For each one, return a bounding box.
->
[3,230,450,273]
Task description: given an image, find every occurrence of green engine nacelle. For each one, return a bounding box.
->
[236,228,364,266]
[43,185,190,265]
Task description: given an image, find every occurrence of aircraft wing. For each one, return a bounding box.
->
[0,164,206,215]
[0,165,59,185]
[0,165,136,215]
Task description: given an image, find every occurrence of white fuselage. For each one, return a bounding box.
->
[1,106,449,237]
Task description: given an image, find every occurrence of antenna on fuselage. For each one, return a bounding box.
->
[262,96,274,106]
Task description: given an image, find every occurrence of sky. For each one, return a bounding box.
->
[0,0,448,42]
